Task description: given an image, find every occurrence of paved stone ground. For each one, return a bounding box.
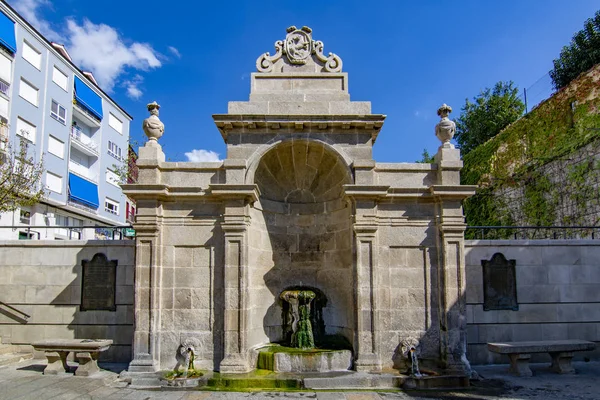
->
[0,359,599,399]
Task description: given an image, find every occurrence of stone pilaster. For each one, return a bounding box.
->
[344,185,388,372]
[431,147,476,374]
[210,184,258,373]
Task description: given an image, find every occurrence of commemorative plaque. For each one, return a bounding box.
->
[481,252,518,311]
[80,253,117,311]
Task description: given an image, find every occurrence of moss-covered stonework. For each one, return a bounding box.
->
[463,64,600,234]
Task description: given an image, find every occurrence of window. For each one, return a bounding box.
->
[46,171,62,193]
[50,100,66,124]
[0,96,8,119]
[18,78,38,106]
[108,113,123,134]
[22,41,41,69]
[52,66,68,91]
[106,169,120,187]
[0,52,12,85]
[47,135,64,158]
[19,209,30,224]
[104,197,119,215]
[16,117,36,143]
[108,140,122,159]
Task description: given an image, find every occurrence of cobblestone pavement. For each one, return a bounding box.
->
[1,359,599,399]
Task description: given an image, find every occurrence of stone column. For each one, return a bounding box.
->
[432,145,476,374]
[344,185,388,372]
[124,139,166,378]
[210,185,258,373]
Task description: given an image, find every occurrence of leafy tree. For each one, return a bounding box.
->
[455,81,525,155]
[0,132,46,213]
[416,148,434,163]
[550,11,600,90]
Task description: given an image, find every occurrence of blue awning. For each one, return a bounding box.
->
[0,11,16,54]
[74,76,103,120]
[68,173,99,209]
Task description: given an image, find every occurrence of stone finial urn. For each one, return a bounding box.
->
[142,101,164,142]
[435,103,456,148]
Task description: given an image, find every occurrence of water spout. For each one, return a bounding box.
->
[280,289,316,349]
[410,348,422,378]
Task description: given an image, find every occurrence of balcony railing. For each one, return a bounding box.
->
[0,80,9,96]
[73,101,101,124]
[70,126,98,155]
[67,198,98,214]
[68,163,98,183]
[0,124,7,151]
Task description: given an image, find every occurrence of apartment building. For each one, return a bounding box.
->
[0,3,133,240]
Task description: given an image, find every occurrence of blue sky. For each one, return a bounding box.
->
[10,0,599,162]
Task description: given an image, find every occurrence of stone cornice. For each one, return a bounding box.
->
[121,183,260,203]
[342,185,390,199]
[213,114,386,142]
[429,185,477,200]
[208,184,260,204]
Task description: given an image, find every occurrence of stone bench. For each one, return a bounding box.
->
[487,340,596,377]
[32,339,112,376]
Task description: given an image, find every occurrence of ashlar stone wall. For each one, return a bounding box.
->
[0,240,135,362]
[465,240,600,364]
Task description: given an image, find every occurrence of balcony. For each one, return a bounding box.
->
[67,198,98,215]
[0,80,9,96]
[70,126,99,157]
[68,162,98,183]
[0,124,7,151]
[72,101,101,128]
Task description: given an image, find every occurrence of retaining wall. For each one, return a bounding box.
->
[465,240,600,364]
[0,240,135,362]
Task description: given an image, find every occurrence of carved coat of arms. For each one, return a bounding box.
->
[284,26,312,64]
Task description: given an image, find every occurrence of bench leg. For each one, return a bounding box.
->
[44,351,69,375]
[75,352,100,376]
[508,354,532,377]
[550,351,575,374]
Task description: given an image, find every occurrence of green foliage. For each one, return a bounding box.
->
[550,11,600,90]
[455,81,525,155]
[0,133,47,213]
[462,64,600,228]
[416,148,435,163]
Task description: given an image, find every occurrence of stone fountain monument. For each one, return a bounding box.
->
[123,26,476,388]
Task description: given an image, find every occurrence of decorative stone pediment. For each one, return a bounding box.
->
[256,26,343,73]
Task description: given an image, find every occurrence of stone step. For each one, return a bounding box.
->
[0,344,14,356]
[303,372,405,389]
[0,352,33,367]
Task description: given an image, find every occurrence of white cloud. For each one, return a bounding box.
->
[185,149,221,162]
[12,0,60,41]
[11,0,165,94]
[65,19,161,91]
[122,74,144,100]
[168,46,181,59]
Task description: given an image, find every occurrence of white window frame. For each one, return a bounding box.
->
[108,113,123,134]
[52,66,68,91]
[0,52,12,85]
[107,140,122,160]
[47,135,64,159]
[16,117,36,143]
[22,41,41,70]
[19,208,31,224]
[50,100,66,124]
[46,171,62,194]
[19,78,38,106]
[106,169,121,187]
[104,197,119,215]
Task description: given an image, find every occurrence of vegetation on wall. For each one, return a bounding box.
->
[462,64,600,232]
[455,81,525,155]
[550,10,600,90]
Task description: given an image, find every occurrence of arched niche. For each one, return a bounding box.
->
[245,140,355,350]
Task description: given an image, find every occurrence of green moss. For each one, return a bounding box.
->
[206,370,302,391]
[462,65,600,228]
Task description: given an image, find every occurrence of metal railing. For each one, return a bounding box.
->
[0,225,133,240]
[67,198,98,214]
[466,226,600,240]
[0,300,30,320]
[70,126,98,155]
[73,101,101,123]
[0,80,9,96]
